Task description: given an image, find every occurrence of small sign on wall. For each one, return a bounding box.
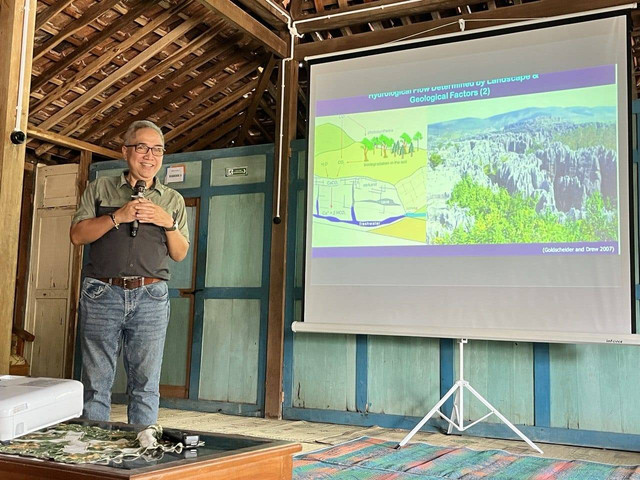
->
[165,165,185,183]
[225,166,248,177]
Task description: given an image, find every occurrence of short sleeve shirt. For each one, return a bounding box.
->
[72,172,189,280]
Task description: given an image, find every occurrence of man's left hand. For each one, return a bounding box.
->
[133,199,174,229]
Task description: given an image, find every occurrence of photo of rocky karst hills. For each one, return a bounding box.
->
[426,106,619,246]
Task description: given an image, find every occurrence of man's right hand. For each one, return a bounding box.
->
[114,198,144,224]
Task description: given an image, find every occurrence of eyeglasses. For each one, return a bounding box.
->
[125,143,165,157]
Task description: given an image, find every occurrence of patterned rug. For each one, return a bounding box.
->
[293,437,640,479]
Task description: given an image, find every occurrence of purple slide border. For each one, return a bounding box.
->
[316,65,615,117]
[311,242,619,258]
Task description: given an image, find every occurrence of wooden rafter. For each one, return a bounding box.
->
[196,0,288,57]
[35,0,77,31]
[290,0,303,19]
[31,1,183,114]
[166,76,259,148]
[28,126,121,159]
[37,12,201,133]
[31,0,153,92]
[185,100,250,151]
[259,96,277,123]
[211,129,239,149]
[234,0,290,29]
[161,59,263,139]
[146,54,259,126]
[252,116,274,142]
[56,25,222,138]
[236,55,277,145]
[295,0,485,33]
[295,0,632,58]
[103,50,254,143]
[35,17,204,157]
[82,35,246,142]
[33,0,125,61]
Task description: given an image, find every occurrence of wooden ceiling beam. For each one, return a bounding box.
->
[83,36,245,142]
[160,59,263,137]
[27,126,121,159]
[236,55,277,145]
[37,12,200,132]
[296,0,486,33]
[31,1,180,114]
[165,75,259,146]
[295,0,632,58]
[58,26,221,138]
[145,51,255,125]
[196,0,288,57]
[184,100,249,151]
[210,129,241,149]
[35,0,77,31]
[33,0,124,61]
[169,95,251,151]
[259,96,277,123]
[234,0,290,29]
[290,0,303,20]
[32,0,152,92]
[253,116,274,143]
[102,50,253,143]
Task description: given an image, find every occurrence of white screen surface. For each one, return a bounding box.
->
[298,14,636,344]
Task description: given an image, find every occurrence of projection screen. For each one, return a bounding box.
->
[294,12,637,344]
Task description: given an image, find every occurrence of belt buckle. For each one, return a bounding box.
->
[122,276,142,289]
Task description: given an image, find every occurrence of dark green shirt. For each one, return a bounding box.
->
[72,172,189,280]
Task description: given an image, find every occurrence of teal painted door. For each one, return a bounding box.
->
[160,198,199,398]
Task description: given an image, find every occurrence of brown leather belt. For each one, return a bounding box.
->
[96,277,162,289]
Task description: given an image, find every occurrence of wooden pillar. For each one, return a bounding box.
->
[265,55,298,418]
[12,156,37,334]
[0,0,37,374]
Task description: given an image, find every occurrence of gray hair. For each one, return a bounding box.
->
[123,120,165,146]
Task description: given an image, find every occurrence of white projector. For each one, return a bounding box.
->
[0,375,83,441]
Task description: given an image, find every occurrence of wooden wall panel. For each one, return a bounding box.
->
[33,213,73,291]
[292,302,356,411]
[211,155,267,186]
[29,298,67,378]
[294,190,305,289]
[206,194,265,287]
[168,206,198,290]
[199,299,261,403]
[159,161,203,190]
[457,341,534,425]
[550,344,640,434]
[367,336,440,416]
[161,297,192,388]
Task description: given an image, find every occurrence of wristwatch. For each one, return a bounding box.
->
[164,219,178,232]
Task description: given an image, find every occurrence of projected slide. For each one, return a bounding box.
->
[312,65,619,258]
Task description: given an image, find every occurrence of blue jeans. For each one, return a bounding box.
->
[79,277,170,426]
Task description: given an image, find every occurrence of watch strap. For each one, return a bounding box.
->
[164,219,178,232]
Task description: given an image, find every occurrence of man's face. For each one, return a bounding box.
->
[122,128,164,183]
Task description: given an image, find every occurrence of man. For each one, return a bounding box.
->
[70,120,189,425]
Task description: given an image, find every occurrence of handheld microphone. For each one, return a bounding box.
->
[131,180,146,237]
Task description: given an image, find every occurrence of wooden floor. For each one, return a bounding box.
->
[111,405,640,466]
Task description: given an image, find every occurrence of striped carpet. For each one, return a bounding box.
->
[293,437,640,479]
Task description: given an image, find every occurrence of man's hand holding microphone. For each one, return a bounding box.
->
[111,181,176,236]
